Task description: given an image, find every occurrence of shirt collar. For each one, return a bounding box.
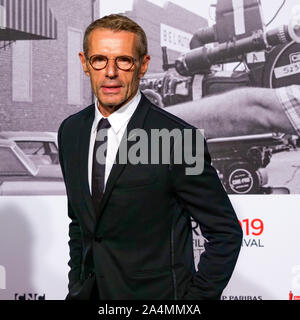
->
[93,90,141,134]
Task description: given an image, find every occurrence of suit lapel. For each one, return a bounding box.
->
[78,94,151,231]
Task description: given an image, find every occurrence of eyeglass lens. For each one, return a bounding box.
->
[90,55,134,70]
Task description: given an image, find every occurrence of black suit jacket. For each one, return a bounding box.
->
[58,93,242,300]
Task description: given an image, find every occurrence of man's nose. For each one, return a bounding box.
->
[105,59,118,78]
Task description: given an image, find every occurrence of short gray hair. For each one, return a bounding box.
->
[83,14,148,59]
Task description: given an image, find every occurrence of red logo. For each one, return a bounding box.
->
[239,218,264,236]
[289,291,300,300]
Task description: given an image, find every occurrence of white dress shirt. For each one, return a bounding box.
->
[88,90,141,194]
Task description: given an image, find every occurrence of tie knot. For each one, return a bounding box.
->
[97,118,111,131]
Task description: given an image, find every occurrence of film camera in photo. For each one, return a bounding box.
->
[140,0,300,194]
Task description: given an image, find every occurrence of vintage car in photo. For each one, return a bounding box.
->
[0,131,59,166]
[0,138,65,196]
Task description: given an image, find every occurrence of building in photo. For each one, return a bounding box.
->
[0,0,94,132]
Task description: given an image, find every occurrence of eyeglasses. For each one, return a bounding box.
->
[88,55,137,71]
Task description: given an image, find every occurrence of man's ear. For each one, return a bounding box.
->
[138,54,150,79]
[79,51,90,77]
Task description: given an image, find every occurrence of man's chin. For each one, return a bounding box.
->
[100,100,124,108]
[97,95,133,110]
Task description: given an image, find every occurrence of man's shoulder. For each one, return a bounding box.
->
[59,103,94,131]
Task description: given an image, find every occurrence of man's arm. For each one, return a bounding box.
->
[166,86,298,138]
[275,85,300,136]
[58,120,83,291]
[170,133,243,300]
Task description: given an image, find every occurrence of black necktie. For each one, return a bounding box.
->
[92,118,111,212]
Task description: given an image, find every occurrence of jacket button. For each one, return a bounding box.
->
[95,236,103,243]
[88,271,95,278]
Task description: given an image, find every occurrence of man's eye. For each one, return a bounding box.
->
[118,56,132,63]
[94,56,106,62]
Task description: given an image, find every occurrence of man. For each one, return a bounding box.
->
[166,85,300,139]
[58,14,242,300]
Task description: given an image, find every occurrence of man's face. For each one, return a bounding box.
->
[79,28,150,112]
